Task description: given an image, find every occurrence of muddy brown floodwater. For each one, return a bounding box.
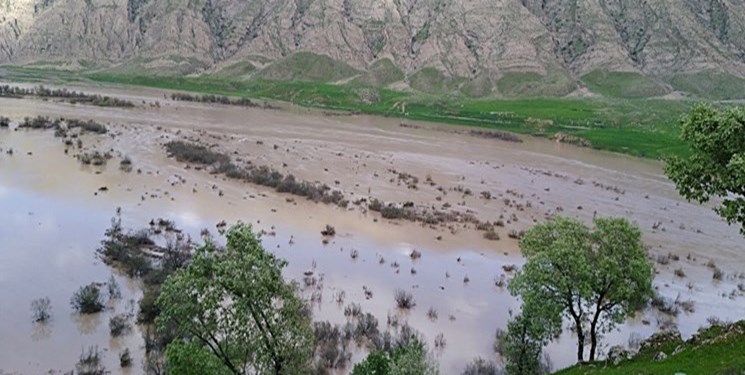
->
[0,83,743,374]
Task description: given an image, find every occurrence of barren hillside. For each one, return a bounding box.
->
[1,0,744,98]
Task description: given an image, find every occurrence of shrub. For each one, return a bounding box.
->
[674,268,686,278]
[31,297,52,322]
[108,275,122,299]
[164,141,230,165]
[110,314,132,337]
[76,346,106,375]
[78,151,111,166]
[321,225,336,236]
[68,119,107,134]
[312,321,351,370]
[427,307,438,321]
[484,229,500,241]
[713,267,724,280]
[354,313,380,344]
[70,283,105,314]
[434,333,446,349]
[462,357,499,375]
[651,294,679,317]
[119,348,132,368]
[0,116,10,127]
[120,156,133,171]
[394,289,415,309]
[344,303,362,318]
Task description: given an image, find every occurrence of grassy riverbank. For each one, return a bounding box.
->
[556,321,745,375]
[1,65,694,159]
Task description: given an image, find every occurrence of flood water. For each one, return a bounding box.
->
[0,85,743,374]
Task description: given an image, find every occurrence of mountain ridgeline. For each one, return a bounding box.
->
[1,0,745,99]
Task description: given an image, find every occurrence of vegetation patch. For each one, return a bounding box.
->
[353,58,405,87]
[0,84,135,107]
[556,321,745,375]
[667,72,745,100]
[255,52,359,83]
[581,70,670,98]
[408,67,461,94]
[497,71,576,98]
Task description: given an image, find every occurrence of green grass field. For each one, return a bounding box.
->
[556,322,745,375]
[0,65,696,159]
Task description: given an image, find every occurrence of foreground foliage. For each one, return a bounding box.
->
[555,321,745,375]
[351,339,439,375]
[509,216,654,363]
[157,223,313,375]
[665,104,745,235]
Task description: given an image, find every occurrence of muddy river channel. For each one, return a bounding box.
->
[0,84,743,374]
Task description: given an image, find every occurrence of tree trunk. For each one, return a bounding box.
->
[589,321,598,361]
[571,309,586,362]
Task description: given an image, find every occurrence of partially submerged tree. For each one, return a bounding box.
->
[665,104,745,235]
[157,223,313,375]
[509,216,654,362]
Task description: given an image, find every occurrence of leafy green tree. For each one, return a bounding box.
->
[665,104,745,234]
[351,339,438,375]
[509,216,654,362]
[498,306,559,375]
[165,341,232,375]
[157,223,313,375]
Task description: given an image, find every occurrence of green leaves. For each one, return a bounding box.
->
[510,216,654,363]
[157,223,313,375]
[666,103,745,234]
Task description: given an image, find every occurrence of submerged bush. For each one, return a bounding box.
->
[70,283,105,314]
[394,289,416,310]
[110,314,132,337]
[31,297,52,323]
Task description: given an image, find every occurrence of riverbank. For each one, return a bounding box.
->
[0,65,694,159]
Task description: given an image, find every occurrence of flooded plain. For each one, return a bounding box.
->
[0,85,743,374]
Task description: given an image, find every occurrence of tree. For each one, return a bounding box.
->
[351,339,439,375]
[665,104,745,235]
[509,216,654,363]
[156,223,313,375]
[497,308,557,375]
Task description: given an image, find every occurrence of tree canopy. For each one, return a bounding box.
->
[509,216,654,363]
[156,223,313,375]
[351,338,439,375]
[665,103,745,235]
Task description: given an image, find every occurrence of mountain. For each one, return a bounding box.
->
[2,0,745,99]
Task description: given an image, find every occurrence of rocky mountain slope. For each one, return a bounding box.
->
[1,0,745,99]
